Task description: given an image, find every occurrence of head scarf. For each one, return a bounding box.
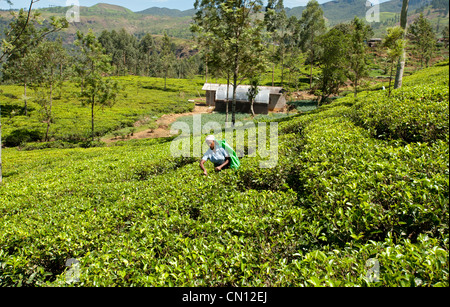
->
[205,135,216,144]
[205,135,218,150]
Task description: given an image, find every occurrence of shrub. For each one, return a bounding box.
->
[350,82,449,143]
[3,128,42,147]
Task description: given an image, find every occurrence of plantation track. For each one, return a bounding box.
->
[103,103,215,143]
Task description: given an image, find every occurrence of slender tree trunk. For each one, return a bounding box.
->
[46,120,51,142]
[251,99,255,118]
[59,63,63,99]
[394,0,409,89]
[46,82,53,142]
[91,97,95,142]
[288,69,292,89]
[24,82,28,116]
[226,76,230,124]
[394,49,406,89]
[272,44,275,86]
[310,32,315,90]
[281,46,285,88]
[164,70,167,90]
[272,64,275,87]
[205,54,208,84]
[232,77,237,127]
[389,60,394,97]
[232,43,240,127]
[0,109,2,184]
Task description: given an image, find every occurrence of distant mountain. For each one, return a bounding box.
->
[0,0,445,42]
[136,7,196,18]
[87,3,134,15]
[132,0,433,26]
[0,2,195,41]
[286,0,432,25]
[38,2,135,16]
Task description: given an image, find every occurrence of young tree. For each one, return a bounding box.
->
[2,9,39,116]
[73,30,120,142]
[285,51,304,92]
[408,13,436,68]
[210,39,234,123]
[285,15,304,91]
[191,2,232,122]
[394,0,409,89]
[297,0,326,90]
[0,0,67,184]
[192,0,267,126]
[139,33,156,77]
[160,33,176,90]
[383,26,407,96]
[31,40,67,141]
[265,0,288,87]
[316,25,349,104]
[1,6,68,115]
[247,77,260,118]
[345,17,374,97]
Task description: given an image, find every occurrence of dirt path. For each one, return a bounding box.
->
[103,103,214,144]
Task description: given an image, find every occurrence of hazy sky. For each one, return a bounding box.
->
[0,0,391,11]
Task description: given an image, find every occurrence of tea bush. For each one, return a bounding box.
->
[0,65,448,287]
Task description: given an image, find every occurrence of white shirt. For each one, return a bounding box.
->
[202,146,229,166]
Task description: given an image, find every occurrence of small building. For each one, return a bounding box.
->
[368,38,383,48]
[202,83,286,115]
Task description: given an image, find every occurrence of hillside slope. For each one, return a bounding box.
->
[0,63,448,287]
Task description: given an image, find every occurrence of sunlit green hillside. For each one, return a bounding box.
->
[0,64,447,287]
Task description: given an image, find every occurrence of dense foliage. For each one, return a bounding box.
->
[0,64,447,287]
[97,29,203,78]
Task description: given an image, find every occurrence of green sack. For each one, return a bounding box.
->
[217,140,241,170]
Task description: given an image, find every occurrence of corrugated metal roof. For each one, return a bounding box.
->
[202,83,283,105]
[202,83,222,91]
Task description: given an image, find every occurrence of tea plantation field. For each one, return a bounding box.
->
[0,76,202,147]
[0,64,448,287]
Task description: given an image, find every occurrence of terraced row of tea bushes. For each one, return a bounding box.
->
[277,234,448,287]
[219,65,449,285]
[349,82,449,142]
[0,142,305,286]
[291,112,448,244]
[0,65,448,287]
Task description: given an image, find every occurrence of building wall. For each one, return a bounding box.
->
[204,86,286,112]
[206,91,216,106]
[214,101,269,115]
[268,94,286,111]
